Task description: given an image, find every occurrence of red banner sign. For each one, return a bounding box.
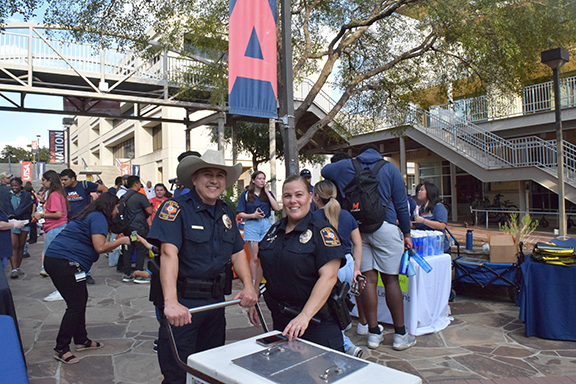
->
[120,164,130,176]
[21,161,32,181]
[31,140,38,150]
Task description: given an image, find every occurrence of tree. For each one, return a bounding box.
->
[208,121,325,171]
[40,0,576,151]
[0,0,39,27]
[0,145,49,163]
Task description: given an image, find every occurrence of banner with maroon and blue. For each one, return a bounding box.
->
[229,0,277,119]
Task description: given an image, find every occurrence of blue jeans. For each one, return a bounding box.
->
[44,224,67,254]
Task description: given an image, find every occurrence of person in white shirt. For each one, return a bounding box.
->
[144,180,155,200]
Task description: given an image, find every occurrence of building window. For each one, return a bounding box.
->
[113,138,135,160]
[153,126,162,151]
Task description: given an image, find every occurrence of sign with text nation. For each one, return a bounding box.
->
[49,130,66,164]
[229,0,277,119]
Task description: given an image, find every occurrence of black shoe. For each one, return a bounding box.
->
[28,240,37,244]
[23,253,31,258]
[86,275,95,285]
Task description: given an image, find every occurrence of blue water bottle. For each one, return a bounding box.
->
[466,229,473,250]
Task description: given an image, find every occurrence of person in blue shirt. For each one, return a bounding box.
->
[300,168,315,211]
[236,171,279,283]
[412,182,450,253]
[5,177,33,279]
[321,143,415,351]
[44,192,130,364]
[312,180,364,358]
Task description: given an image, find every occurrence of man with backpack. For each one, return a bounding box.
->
[321,143,415,351]
[60,169,108,285]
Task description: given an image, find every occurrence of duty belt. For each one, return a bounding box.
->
[177,273,226,300]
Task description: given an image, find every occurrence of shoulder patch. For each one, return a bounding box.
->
[320,227,341,247]
[158,201,180,221]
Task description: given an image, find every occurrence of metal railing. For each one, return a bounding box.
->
[438,75,576,122]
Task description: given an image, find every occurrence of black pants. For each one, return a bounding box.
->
[157,295,226,384]
[28,222,37,243]
[271,309,344,352]
[44,257,89,353]
[121,227,149,273]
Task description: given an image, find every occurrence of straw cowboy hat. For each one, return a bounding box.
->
[177,150,242,189]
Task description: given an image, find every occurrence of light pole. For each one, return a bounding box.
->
[36,134,41,180]
[541,47,570,237]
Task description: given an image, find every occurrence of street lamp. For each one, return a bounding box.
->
[541,47,570,237]
[36,134,41,180]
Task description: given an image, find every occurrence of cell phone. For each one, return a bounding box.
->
[256,334,287,347]
[257,207,263,213]
[130,230,138,242]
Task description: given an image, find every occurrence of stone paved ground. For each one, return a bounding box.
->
[6,228,576,384]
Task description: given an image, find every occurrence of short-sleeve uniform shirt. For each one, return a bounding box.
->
[259,212,345,307]
[148,188,245,281]
[65,181,99,219]
[313,209,358,255]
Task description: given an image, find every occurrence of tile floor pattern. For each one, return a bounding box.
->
[6,231,576,384]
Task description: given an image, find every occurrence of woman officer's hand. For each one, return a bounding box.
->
[282,313,311,341]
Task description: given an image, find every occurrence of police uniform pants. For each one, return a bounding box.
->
[271,310,344,352]
[157,295,226,384]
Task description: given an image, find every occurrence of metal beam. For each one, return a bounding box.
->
[185,112,221,130]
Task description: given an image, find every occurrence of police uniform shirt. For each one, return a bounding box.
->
[259,212,345,307]
[147,188,244,281]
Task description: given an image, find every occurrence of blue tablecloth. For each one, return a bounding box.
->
[454,257,518,287]
[519,256,576,341]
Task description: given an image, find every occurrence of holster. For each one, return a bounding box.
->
[327,281,353,330]
[224,259,233,295]
[177,273,227,300]
[263,289,327,323]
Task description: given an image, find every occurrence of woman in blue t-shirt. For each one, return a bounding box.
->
[312,180,365,358]
[237,171,279,282]
[44,193,130,364]
[412,182,450,253]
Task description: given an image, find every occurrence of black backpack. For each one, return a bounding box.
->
[110,191,136,235]
[342,158,390,233]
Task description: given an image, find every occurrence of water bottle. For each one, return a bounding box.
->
[399,250,410,275]
[466,229,474,250]
[412,252,433,273]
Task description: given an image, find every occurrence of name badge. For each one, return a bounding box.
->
[75,271,87,282]
[191,225,204,230]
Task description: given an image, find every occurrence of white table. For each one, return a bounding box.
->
[351,253,452,336]
[186,331,422,384]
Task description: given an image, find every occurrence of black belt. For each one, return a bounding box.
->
[177,273,226,300]
[263,290,325,324]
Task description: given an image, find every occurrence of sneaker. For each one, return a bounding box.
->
[40,268,49,277]
[122,274,133,282]
[346,345,364,358]
[16,268,24,276]
[357,322,369,335]
[153,339,158,353]
[367,324,384,349]
[134,276,151,284]
[85,275,95,285]
[23,253,30,258]
[44,290,64,302]
[10,269,19,279]
[393,333,416,351]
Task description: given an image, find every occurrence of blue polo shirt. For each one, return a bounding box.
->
[148,188,245,281]
[237,190,275,218]
[0,210,12,259]
[65,181,99,219]
[313,208,358,255]
[45,211,109,271]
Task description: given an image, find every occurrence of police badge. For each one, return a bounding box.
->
[222,214,232,229]
[299,229,313,244]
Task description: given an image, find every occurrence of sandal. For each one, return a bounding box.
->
[54,350,79,364]
[75,339,104,351]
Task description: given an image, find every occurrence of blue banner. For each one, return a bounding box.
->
[132,165,140,177]
[37,162,46,180]
[229,0,277,119]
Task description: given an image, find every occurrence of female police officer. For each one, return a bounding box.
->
[250,174,346,351]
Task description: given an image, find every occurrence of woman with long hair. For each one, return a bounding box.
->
[236,171,279,283]
[249,175,345,350]
[35,170,70,277]
[412,181,450,253]
[5,177,33,278]
[312,180,364,357]
[44,193,130,364]
[148,183,170,225]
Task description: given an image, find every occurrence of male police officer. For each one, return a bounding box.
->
[148,150,257,384]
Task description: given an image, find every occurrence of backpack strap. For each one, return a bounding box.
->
[371,159,387,175]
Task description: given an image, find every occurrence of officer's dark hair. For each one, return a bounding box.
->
[126,175,141,189]
[114,176,123,186]
[60,168,77,180]
[71,191,119,226]
[358,143,380,154]
[247,171,269,204]
[330,152,351,163]
[421,181,442,214]
[177,151,201,162]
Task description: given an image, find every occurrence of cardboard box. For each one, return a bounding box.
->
[489,234,516,263]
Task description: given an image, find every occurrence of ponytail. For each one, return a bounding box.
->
[313,180,340,230]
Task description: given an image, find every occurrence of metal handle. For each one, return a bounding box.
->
[188,299,241,314]
[262,345,284,357]
[319,365,343,380]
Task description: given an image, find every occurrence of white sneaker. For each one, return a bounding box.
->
[367,324,384,349]
[393,332,416,351]
[357,322,369,335]
[43,290,63,302]
[346,345,364,358]
[40,268,49,277]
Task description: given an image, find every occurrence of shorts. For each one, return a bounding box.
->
[360,221,404,275]
[44,223,67,254]
[243,218,271,242]
[11,225,30,235]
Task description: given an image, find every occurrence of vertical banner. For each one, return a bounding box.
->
[132,165,140,177]
[21,161,32,181]
[31,140,38,152]
[37,161,46,180]
[49,130,66,163]
[120,164,130,176]
[229,0,277,118]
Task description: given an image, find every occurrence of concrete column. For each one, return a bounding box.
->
[450,163,458,222]
[231,120,238,164]
[399,136,407,184]
[217,113,225,154]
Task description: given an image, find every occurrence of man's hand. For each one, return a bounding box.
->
[164,301,191,327]
[404,236,413,251]
[234,284,258,308]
